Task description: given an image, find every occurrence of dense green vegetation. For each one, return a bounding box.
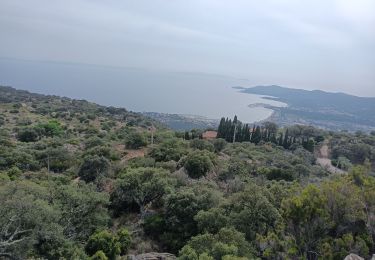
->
[1,86,375,259]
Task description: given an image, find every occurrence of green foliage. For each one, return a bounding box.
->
[190,139,214,152]
[78,155,111,183]
[225,184,281,241]
[212,138,227,152]
[6,166,22,180]
[36,120,64,137]
[125,131,148,149]
[265,167,294,181]
[184,151,215,178]
[17,127,40,142]
[178,228,255,260]
[161,185,222,252]
[85,136,105,149]
[149,138,189,162]
[282,185,331,258]
[85,230,121,259]
[111,167,173,216]
[85,228,132,259]
[90,250,108,260]
[117,228,132,254]
[2,87,375,259]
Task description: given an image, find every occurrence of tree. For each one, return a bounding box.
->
[263,122,278,137]
[226,184,281,241]
[283,129,290,149]
[112,167,172,217]
[184,151,215,179]
[217,118,226,139]
[282,185,331,258]
[125,131,147,149]
[0,180,62,259]
[52,182,110,241]
[162,185,222,252]
[149,138,189,162]
[78,155,111,183]
[251,126,262,144]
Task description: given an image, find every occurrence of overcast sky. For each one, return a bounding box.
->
[0,0,374,96]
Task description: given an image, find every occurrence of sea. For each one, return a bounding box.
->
[0,58,286,123]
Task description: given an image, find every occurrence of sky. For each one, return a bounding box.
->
[0,0,374,96]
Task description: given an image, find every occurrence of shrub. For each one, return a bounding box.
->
[78,156,111,182]
[184,151,214,179]
[117,228,132,255]
[125,131,147,149]
[17,127,39,142]
[85,230,120,259]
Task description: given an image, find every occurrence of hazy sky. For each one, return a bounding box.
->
[1,0,374,96]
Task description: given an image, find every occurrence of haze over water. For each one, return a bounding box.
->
[0,58,286,123]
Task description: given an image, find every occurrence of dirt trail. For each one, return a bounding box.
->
[316,141,345,174]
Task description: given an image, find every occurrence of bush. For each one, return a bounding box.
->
[149,139,189,162]
[90,251,108,260]
[190,139,214,152]
[78,156,111,182]
[36,120,63,137]
[184,151,214,179]
[265,168,294,181]
[17,127,39,142]
[117,228,132,255]
[213,138,227,153]
[85,136,105,149]
[125,131,147,149]
[85,230,120,259]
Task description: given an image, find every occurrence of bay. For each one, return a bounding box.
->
[0,58,285,123]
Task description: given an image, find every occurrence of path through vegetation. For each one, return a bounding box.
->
[316,141,345,174]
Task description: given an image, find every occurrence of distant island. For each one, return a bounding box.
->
[238,85,375,132]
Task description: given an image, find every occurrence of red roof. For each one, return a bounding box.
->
[202,131,217,139]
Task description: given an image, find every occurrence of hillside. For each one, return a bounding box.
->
[1,86,375,259]
[240,85,375,132]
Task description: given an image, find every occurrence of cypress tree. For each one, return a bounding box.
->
[270,133,277,144]
[250,125,256,143]
[184,131,190,140]
[217,117,225,138]
[253,126,262,144]
[244,124,251,142]
[225,119,232,142]
[283,129,289,149]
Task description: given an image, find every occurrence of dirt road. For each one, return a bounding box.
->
[316,141,345,174]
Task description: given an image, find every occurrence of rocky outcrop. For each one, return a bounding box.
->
[127,252,176,260]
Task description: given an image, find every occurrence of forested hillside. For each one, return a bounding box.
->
[1,86,375,260]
